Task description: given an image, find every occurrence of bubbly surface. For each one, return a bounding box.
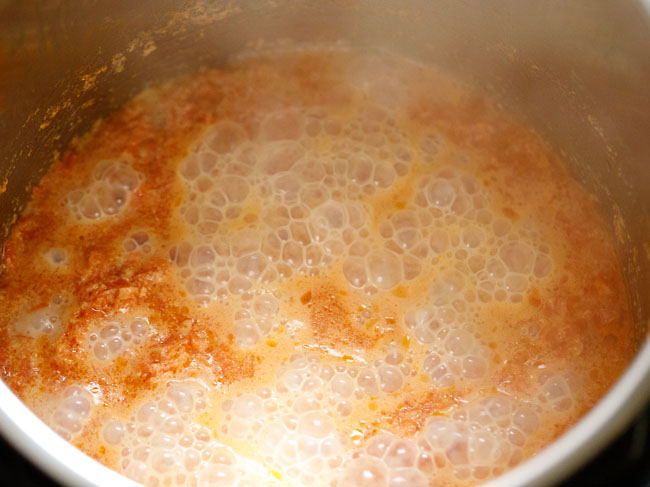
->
[0,49,635,487]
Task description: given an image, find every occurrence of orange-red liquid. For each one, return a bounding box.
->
[0,49,634,487]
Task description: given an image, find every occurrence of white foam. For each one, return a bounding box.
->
[51,386,93,440]
[88,315,150,361]
[67,157,141,220]
[13,295,69,339]
[108,381,288,487]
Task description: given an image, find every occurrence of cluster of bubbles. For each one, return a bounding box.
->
[171,104,554,349]
[409,166,553,305]
[338,435,431,487]
[13,294,69,339]
[536,371,578,413]
[219,351,414,485]
[50,386,93,441]
[404,305,490,388]
[87,315,150,362]
[67,157,141,220]
[50,375,570,487]
[415,394,541,483]
[105,381,274,487]
[230,293,280,347]
[123,231,153,254]
[214,352,565,487]
[150,95,564,486]
[338,393,542,487]
[170,107,415,306]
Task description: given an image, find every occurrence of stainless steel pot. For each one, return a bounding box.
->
[1,1,649,486]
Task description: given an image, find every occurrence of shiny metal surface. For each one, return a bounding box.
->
[1,1,649,486]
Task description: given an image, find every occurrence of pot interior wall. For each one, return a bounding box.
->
[0,0,649,483]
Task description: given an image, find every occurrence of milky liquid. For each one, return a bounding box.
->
[0,49,634,487]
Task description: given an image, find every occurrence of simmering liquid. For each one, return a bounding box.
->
[0,49,634,487]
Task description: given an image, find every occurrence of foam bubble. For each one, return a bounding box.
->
[366,250,402,290]
[260,141,304,175]
[67,157,141,220]
[343,257,368,288]
[426,179,456,208]
[338,456,388,487]
[104,421,126,445]
[430,269,465,305]
[89,315,150,361]
[13,295,69,339]
[51,386,93,440]
[43,248,67,266]
[538,373,575,412]
[203,120,249,155]
[499,242,535,274]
